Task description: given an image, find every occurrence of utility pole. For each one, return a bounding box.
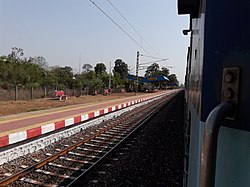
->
[79,52,81,75]
[135,51,139,95]
[108,61,112,90]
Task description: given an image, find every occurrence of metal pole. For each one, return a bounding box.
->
[79,52,82,75]
[200,102,234,187]
[44,85,47,98]
[73,77,76,96]
[135,51,139,95]
[31,86,33,100]
[15,85,18,101]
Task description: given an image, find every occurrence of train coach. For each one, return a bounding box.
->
[178,0,250,186]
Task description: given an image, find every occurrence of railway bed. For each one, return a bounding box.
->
[0,90,184,186]
[76,90,185,186]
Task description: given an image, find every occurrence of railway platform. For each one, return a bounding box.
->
[0,90,177,148]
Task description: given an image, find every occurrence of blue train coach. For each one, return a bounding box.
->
[178,0,250,186]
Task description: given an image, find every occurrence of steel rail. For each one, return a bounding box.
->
[67,92,178,186]
[0,119,123,186]
[0,91,179,186]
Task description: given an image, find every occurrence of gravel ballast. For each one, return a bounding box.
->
[77,91,185,187]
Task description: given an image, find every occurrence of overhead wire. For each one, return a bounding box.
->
[139,59,168,65]
[140,54,169,61]
[105,0,159,56]
[140,54,174,68]
[89,0,150,55]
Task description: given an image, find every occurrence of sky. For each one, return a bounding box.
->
[0,0,189,84]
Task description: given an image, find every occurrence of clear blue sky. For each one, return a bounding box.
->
[0,0,189,84]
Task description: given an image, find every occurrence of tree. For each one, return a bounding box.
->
[90,76,103,93]
[98,72,109,88]
[168,74,179,85]
[113,72,122,88]
[3,48,31,86]
[23,61,44,86]
[113,59,128,78]
[0,57,13,87]
[94,63,106,75]
[82,64,93,73]
[79,70,104,94]
[51,66,74,88]
[160,67,170,77]
[8,47,24,63]
[30,56,49,70]
[145,63,160,77]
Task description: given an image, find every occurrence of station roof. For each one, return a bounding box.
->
[127,74,169,83]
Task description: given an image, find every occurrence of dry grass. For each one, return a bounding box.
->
[0,92,145,116]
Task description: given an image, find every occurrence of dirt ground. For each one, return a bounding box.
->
[0,92,148,116]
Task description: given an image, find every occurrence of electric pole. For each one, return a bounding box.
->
[135,51,139,95]
[79,52,81,75]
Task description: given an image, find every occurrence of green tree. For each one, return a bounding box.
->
[145,63,160,77]
[97,72,109,88]
[51,66,74,88]
[113,59,128,78]
[94,63,106,75]
[23,61,44,86]
[41,70,57,88]
[0,57,12,88]
[113,72,123,89]
[82,64,93,73]
[160,67,170,77]
[80,70,103,94]
[30,56,49,70]
[7,47,24,63]
[168,74,179,85]
[3,48,27,86]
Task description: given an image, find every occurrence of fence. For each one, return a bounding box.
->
[0,86,77,101]
[0,86,127,101]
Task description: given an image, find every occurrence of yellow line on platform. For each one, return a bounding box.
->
[0,91,169,137]
[0,97,129,124]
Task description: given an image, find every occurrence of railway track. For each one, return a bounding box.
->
[0,91,178,187]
